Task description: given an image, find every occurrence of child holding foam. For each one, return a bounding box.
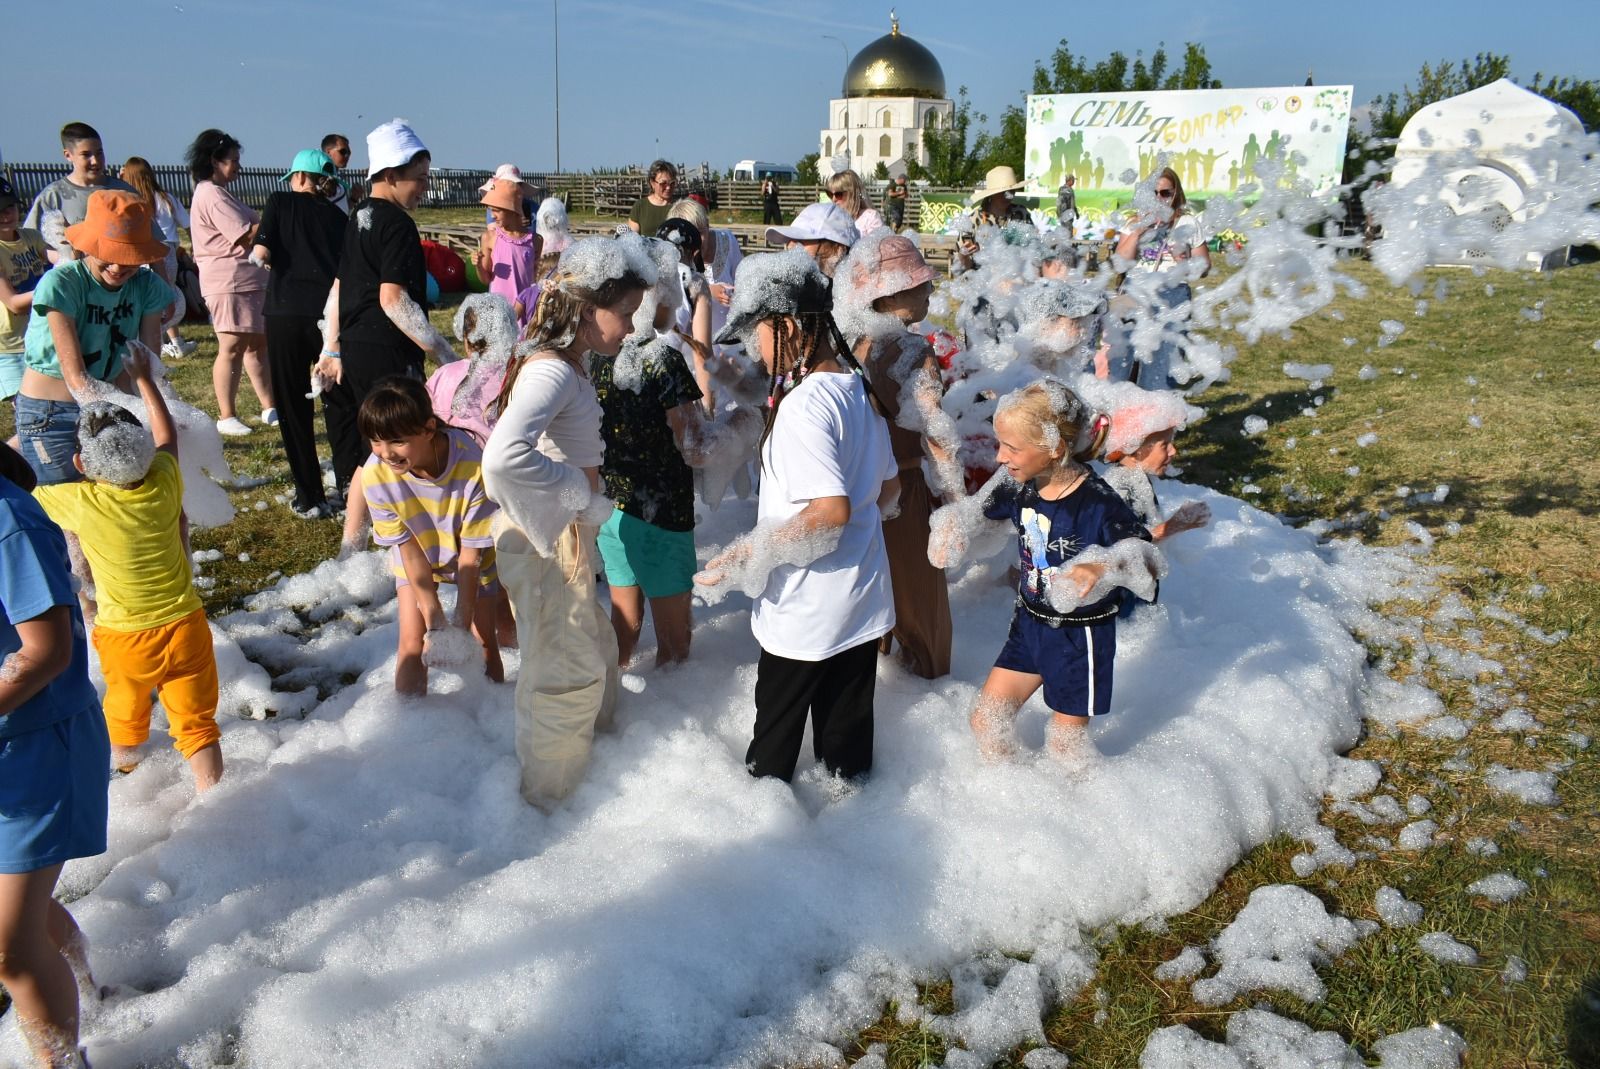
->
[930,380,1160,764]
[358,376,503,695]
[33,344,223,790]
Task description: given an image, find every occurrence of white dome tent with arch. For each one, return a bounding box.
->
[1388,78,1587,268]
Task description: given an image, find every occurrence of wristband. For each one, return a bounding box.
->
[320,349,341,360]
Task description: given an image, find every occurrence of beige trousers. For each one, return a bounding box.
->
[494,517,619,808]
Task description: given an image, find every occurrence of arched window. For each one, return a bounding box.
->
[926,111,942,131]
[838,109,847,128]
[825,136,833,157]
[879,134,892,158]
[880,108,893,128]
[856,135,864,158]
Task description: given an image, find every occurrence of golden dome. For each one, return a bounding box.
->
[843,16,946,100]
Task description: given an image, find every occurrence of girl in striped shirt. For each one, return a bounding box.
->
[358,376,504,695]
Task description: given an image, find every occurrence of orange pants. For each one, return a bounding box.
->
[92,607,220,758]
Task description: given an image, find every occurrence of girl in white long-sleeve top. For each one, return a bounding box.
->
[481,237,651,809]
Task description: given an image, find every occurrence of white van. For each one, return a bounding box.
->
[733,160,799,182]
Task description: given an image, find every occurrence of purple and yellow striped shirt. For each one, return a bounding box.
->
[362,427,498,587]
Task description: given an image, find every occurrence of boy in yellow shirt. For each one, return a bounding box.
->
[33,344,222,791]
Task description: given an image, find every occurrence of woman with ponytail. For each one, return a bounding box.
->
[695,248,899,784]
[928,379,1162,765]
[481,237,649,809]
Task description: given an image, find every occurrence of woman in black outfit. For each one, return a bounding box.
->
[251,149,347,518]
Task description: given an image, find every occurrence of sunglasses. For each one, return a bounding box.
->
[829,190,849,200]
[1155,188,1175,199]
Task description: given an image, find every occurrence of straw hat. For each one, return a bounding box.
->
[64,191,167,266]
[480,178,526,217]
[968,165,1026,206]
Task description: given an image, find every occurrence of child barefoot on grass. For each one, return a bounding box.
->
[930,380,1162,765]
[33,343,224,790]
[358,376,503,695]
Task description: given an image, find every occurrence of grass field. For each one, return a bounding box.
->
[2,256,1595,1067]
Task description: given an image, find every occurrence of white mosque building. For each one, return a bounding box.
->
[819,13,954,180]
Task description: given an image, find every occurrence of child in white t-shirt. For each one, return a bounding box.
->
[696,250,899,783]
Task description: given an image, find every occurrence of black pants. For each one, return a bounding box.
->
[326,336,423,494]
[762,201,782,225]
[264,314,335,510]
[748,640,878,781]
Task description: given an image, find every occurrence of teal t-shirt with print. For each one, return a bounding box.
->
[22,261,172,381]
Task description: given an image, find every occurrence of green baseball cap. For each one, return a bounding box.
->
[281,149,344,188]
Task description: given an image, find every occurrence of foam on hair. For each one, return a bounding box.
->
[994,378,1107,464]
[77,401,156,486]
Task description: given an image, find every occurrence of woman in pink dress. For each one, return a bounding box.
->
[186,129,276,436]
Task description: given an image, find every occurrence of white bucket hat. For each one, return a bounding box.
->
[367,119,428,175]
[479,163,531,194]
[765,202,860,248]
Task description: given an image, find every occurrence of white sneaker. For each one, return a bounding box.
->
[178,338,198,355]
[216,417,253,437]
[161,341,184,360]
[260,408,280,427]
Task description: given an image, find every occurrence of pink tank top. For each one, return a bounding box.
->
[488,228,536,305]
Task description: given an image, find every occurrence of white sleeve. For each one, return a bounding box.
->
[1175,217,1203,251]
[481,360,591,550]
[719,230,743,285]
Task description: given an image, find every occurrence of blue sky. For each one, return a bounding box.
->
[8,0,1596,175]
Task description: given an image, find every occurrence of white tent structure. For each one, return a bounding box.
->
[1389,78,1586,267]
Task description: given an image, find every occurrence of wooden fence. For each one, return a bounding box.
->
[2,162,972,231]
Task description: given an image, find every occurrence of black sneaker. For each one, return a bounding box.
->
[291,501,335,520]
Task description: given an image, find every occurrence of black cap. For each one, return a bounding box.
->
[714,248,834,346]
[0,177,18,211]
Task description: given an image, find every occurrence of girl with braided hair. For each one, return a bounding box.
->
[481,236,650,809]
[696,249,899,783]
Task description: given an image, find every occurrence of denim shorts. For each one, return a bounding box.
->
[0,705,110,873]
[14,393,84,485]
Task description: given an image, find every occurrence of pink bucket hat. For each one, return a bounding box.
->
[848,234,937,304]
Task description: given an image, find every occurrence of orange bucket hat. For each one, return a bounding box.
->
[479,178,526,218]
[64,191,167,266]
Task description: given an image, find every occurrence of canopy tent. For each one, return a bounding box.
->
[1389,79,1586,267]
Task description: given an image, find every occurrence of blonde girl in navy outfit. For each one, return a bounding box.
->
[932,380,1157,763]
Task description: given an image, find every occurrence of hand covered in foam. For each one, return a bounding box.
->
[1044,538,1167,613]
[926,507,968,569]
[577,491,618,527]
[1165,501,1211,535]
[421,626,479,669]
[121,339,158,382]
[67,376,122,406]
[694,520,844,604]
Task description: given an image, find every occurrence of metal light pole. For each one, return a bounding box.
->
[822,34,849,169]
[553,0,562,172]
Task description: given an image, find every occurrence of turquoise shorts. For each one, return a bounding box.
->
[597,510,696,599]
[0,352,22,401]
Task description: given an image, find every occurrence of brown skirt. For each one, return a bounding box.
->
[881,466,953,679]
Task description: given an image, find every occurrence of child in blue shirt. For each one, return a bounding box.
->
[932,380,1160,764]
[0,442,109,1069]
